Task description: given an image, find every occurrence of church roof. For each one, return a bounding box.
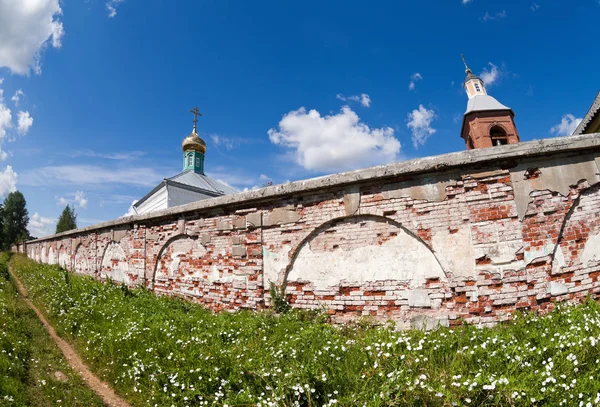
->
[167,170,239,195]
[573,90,600,135]
[464,94,512,115]
[133,170,238,210]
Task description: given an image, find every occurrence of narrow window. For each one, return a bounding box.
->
[490,126,508,146]
[196,157,200,167]
[187,155,193,166]
[474,82,481,92]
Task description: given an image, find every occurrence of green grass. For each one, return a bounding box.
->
[0,253,104,407]
[6,253,600,406]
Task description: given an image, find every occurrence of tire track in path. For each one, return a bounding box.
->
[8,266,131,407]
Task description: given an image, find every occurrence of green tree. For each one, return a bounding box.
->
[3,191,29,249]
[55,205,77,234]
[0,203,4,248]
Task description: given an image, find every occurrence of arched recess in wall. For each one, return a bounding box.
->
[283,214,448,291]
[74,243,92,275]
[41,244,47,263]
[551,182,600,272]
[47,246,56,265]
[151,234,208,287]
[58,244,69,269]
[100,242,130,284]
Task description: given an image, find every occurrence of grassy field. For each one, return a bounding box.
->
[0,253,104,407]
[5,253,600,406]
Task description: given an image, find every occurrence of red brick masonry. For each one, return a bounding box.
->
[19,134,600,328]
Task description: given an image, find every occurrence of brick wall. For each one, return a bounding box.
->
[23,134,600,328]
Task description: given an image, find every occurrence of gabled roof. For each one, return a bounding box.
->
[133,170,238,210]
[573,91,600,136]
[167,170,239,195]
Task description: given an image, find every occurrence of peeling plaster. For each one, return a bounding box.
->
[74,245,91,275]
[101,242,129,284]
[431,227,475,278]
[581,233,600,266]
[263,245,292,286]
[382,175,456,201]
[343,186,360,216]
[511,154,600,219]
[58,247,69,269]
[47,247,56,265]
[264,205,302,226]
[286,228,446,290]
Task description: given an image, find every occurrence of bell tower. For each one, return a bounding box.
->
[460,55,520,150]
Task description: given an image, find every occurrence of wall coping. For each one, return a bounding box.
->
[29,133,600,243]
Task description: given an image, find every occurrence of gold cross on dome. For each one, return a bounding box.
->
[190,107,202,132]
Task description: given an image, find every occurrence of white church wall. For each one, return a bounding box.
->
[135,185,168,215]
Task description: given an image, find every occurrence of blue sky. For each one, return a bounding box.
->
[0,0,598,237]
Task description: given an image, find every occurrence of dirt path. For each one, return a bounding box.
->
[8,266,131,407]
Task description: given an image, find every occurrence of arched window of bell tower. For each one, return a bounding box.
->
[490,126,508,146]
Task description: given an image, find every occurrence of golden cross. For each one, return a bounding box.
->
[190,107,202,132]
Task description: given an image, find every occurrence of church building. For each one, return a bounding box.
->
[132,57,519,215]
[132,108,238,215]
[573,91,600,135]
[460,55,520,149]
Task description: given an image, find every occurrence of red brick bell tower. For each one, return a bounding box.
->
[460,55,520,150]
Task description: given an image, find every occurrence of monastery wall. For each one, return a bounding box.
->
[22,133,600,328]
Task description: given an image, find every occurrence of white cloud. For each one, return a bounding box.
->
[259,174,271,181]
[17,111,33,135]
[407,105,437,148]
[359,94,371,107]
[74,191,88,208]
[268,106,400,172]
[550,114,582,136]
[209,134,250,151]
[107,0,125,18]
[0,165,18,197]
[122,200,139,217]
[21,165,165,188]
[408,72,423,91]
[0,91,12,142]
[0,150,7,162]
[479,63,502,87]
[205,169,255,188]
[58,190,88,208]
[0,0,64,75]
[481,10,507,21]
[69,149,146,160]
[336,93,372,107]
[531,2,540,11]
[462,0,472,4]
[28,212,56,238]
[11,89,25,107]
